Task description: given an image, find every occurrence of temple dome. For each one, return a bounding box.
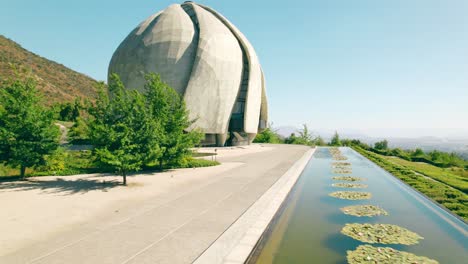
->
[109,2,268,146]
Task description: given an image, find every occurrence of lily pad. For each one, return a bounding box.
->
[332,164,352,169]
[340,205,388,217]
[329,147,340,152]
[341,223,423,245]
[333,183,368,189]
[332,176,366,182]
[333,170,353,174]
[332,162,351,166]
[333,156,348,161]
[329,191,371,200]
[347,245,438,264]
[329,148,348,160]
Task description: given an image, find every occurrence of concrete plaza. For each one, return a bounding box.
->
[0,144,310,264]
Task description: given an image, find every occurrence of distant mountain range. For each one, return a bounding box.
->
[0,35,98,104]
[275,126,468,158]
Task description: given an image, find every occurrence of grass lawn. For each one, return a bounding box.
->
[386,156,468,194]
[353,146,468,221]
[1,149,219,179]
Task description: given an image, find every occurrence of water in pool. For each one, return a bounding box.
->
[250,147,468,264]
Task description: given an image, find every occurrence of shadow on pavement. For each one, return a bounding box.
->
[0,177,121,195]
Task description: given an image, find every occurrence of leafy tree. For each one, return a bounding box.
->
[88,76,160,185]
[314,135,326,146]
[283,124,314,146]
[55,99,82,122]
[391,148,410,160]
[412,148,425,158]
[374,139,389,150]
[428,150,442,162]
[254,127,283,144]
[0,78,60,178]
[284,133,298,144]
[330,131,342,146]
[144,74,202,169]
[298,124,313,145]
[68,117,90,144]
[59,103,74,121]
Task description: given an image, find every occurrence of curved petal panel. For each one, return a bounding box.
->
[197,4,263,134]
[109,4,196,94]
[259,68,268,131]
[108,2,267,145]
[183,4,243,134]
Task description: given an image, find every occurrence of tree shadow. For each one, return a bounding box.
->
[0,177,121,195]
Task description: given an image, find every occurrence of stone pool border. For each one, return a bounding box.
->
[193,148,316,264]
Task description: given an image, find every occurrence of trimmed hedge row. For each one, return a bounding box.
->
[353,146,468,222]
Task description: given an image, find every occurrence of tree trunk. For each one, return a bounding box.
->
[20,165,26,179]
[122,171,127,185]
[159,159,163,171]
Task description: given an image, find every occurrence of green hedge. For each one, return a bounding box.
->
[353,146,468,222]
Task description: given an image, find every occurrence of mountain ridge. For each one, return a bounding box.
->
[0,35,98,104]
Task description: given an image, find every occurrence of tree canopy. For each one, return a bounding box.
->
[330,131,342,146]
[144,74,202,169]
[374,139,388,150]
[284,124,315,146]
[253,123,283,144]
[88,74,202,184]
[88,75,160,185]
[0,78,60,177]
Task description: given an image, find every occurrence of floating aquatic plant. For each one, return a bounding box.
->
[333,156,348,161]
[329,148,348,160]
[332,176,366,182]
[332,162,351,166]
[333,170,353,174]
[341,223,423,245]
[332,164,352,169]
[340,205,388,217]
[332,183,368,189]
[347,245,438,264]
[329,191,371,200]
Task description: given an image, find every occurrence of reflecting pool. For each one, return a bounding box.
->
[249,147,467,264]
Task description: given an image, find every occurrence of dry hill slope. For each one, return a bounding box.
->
[0,35,98,104]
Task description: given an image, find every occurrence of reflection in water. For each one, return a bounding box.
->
[250,147,468,264]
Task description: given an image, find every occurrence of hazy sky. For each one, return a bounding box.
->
[1,0,467,138]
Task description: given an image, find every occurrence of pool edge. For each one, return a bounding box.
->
[193,147,316,264]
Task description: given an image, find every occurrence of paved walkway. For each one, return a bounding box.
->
[1,144,310,264]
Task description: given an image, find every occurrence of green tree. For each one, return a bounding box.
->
[283,124,314,146]
[428,150,442,162]
[56,99,81,122]
[298,124,313,145]
[88,76,160,185]
[284,133,298,144]
[330,131,342,146]
[68,117,90,144]
[374,139,389,150]
[254,124,282,144]
[314,135,326,146]
[58,102,73,121]
[0,78,60,178]
[391,148,410,160]
[412,148,425,158]
[144,74,202,169]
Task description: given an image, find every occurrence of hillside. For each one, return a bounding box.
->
[0,35,98,104]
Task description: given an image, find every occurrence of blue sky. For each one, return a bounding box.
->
[1,0,467,138]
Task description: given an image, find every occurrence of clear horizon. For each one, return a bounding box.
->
[1,0,467,138]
